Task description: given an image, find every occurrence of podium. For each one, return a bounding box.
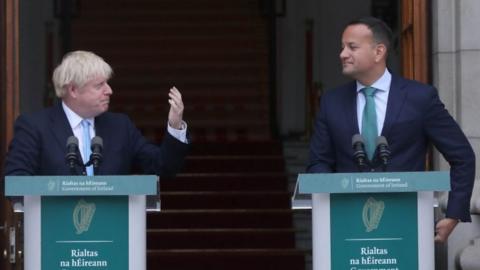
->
[297,171,450,270]
[5,175,157,270]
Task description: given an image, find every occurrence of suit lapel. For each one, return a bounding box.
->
[94,114,107,140]
[345,81,360,135]
[93,114,109,175]
[50,102,74,149]
[50,103,83,174]
[381,74,408,137]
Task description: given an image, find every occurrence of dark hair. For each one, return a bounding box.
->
[347,16,393,52]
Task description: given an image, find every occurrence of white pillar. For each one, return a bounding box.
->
[432,0,480,269]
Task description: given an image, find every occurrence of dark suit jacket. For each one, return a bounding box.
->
[4,103,188,178]
[307,74,475,221]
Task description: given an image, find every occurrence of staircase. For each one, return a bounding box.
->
[70,0,306,269]
[152,142,304,269]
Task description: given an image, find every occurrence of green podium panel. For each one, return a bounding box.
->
[298,171,450,270]
[331,193,418,269]
[42,196,128,270]
[5,175,157,270]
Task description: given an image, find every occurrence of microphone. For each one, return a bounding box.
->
[352,134,367,170]
[89,136,103,170]
[65,136,80,174]
[375,136,391,170]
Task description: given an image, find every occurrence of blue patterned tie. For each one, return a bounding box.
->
[361,87,378,160]
[81,120,94,176]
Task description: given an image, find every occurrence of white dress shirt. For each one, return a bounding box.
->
[356,69,392,135]
[62,102,188,162]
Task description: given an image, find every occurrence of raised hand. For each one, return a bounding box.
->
[168,86,184,129]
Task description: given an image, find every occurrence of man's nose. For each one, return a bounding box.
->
[339,47,348,59]
[104,84,113,95]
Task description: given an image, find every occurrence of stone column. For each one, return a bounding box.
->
[432,0,480,269]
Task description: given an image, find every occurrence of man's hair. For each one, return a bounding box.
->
[347,16,393,53]
[52,50,113,98]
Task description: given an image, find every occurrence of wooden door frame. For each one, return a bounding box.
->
[1,0,20,269]
[401,0,430,83]
[400,0,433,168]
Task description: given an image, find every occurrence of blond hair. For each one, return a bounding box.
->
[52,51,113,97]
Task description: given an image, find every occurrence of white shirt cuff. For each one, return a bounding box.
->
[167,121,188,143]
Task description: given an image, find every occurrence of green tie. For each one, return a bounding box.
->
[361,87,378,160]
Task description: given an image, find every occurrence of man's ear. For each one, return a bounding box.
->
[67,84,77,98]
[375,43,387,63]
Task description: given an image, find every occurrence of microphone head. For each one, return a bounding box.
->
[376,136,388,147]
[91,136,103,147]
[91,136,103,149]
[352,134,364,146]
[66,136,79,147]
[65,136,80,171]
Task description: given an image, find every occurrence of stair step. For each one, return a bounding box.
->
[147,209,294,229]
[136,119,269,130]
[73,34,268,43]
[111,102,268,112]
[142,130,273,143]
[76,11,264,23]
[72,36,267,52]
[108,78,268,88]
[147,249,305,270]
[73,31,267,43]
[160,191,290,210]
[110,87,268,100]
[112,108,268,120]
[137,126,272,141]
[188,142,282,155]
[98,50,268,64]
[72,22,266,37]
[79,0,262,13]
[107,74,269,86]
[79,0,260,8]
[147,228,296,249]
[108,67,267,82]
[110,62,267,72]
[183,156,285,173]
[161,173,287,191]
[110,62,267,70]
[112,100,269,109]
[118,112,269,127]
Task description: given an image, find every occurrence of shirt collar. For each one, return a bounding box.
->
[62,102,94,129]
[356,69,392,93]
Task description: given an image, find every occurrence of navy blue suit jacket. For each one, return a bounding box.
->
[4,103,188,177]
[307,74,475,221]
